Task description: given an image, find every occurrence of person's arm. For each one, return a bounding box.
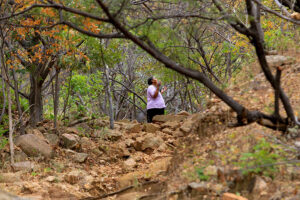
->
[153,85,159,98]
[149,84,160,99]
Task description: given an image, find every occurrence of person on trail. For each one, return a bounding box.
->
[147,77,167,123]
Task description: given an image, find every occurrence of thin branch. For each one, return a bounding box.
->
[109,78,146,105]
[252,0,300,25]
[62,21,126,39]
[274,0,292,16]
[0,3,109,22]
[274,67,282,119]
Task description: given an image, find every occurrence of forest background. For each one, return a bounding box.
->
[0,0,299,157]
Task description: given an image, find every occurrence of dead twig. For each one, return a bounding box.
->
[80,180,159,200]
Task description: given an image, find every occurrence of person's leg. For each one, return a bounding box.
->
[158,108,165,115]
[151,108,164,121]
[147,109,155,123]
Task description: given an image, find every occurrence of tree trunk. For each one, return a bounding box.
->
[29,74,43,127]
[12,69,25,135]
[7,80,14,164]
[105,65,114,129]
[0,77,6,123]
[62,70,72,120]
[53,68,60,129]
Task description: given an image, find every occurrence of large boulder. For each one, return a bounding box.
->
[15,134,53,158]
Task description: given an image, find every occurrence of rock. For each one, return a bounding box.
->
[141,134,164,151]
[180,120,195,134]
[45,176,57,182]
[222,193,248,200]
[266,55,295,68]
[14,151,28,162]
[143,123,160,133]
[0,190,31,200]
[177,111,190,116]
[211,183,227,194]
[11,161,34,171]
[133,137,144,151]
[92,148,103,156]
[153,114,187,123]
[173,129,184,137]
[117,171,145,188]
[0,172,21,183]
[44,133,59,146]
[157,143,168,152]
[104,129,122,141]
[161,121,180,130]
[188,182,209,196]
[25,128,44,139]
[37,126,47,133]
[295,141,300,148]
[48,186,77,199]
[162,128,173,135]
[21,182,43,195]
[124,139,135,147]
[251,176,268,194]
[127,123,143,133]
[148,157,172,174]
[64,170,87,185]
[80,137,91,150]
[61,133,79,149]
[106,143,130,158]
[81,175,94,190]
[74,153,88,163]
[15,134,53,158]
[124,158,137,169]
[117,192,145,200]
[203,165,218,176]
[65,127,79,135]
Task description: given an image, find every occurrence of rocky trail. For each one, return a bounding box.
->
[1,51,300,200]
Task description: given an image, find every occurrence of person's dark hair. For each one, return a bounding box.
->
[147,77,153,85]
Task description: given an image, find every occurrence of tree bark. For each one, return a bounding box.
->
[105,65,114,129]
[12,69,25,135]
[53,68,60,129]
[7,79,14,164]
[29,74,43,127]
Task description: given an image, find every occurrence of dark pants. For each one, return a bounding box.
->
[147,108,164,123]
